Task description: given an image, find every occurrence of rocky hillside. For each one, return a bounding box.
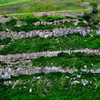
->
[0,6,100,100]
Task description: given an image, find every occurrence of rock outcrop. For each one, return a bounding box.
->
[0,27,91,39]
[33,18,76,26]
[0,49,100,62]
[0,66,100,79]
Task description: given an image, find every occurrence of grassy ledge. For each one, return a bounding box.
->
[31,52,100,69]
[0,34,100,55]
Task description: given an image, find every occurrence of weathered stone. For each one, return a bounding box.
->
[0,66,100,79]
[0,27,92,39]
[0,49,100,62]
[1,72,11,79]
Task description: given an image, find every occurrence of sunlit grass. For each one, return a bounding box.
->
[0,34,100,55]
[0,0,32,7]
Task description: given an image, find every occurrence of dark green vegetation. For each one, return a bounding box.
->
[79,13,100,30]
[0,38,11,45]
[31,52,100,69]
[0,61,7,66]
[0,34,100,55]
[0,22,6,31]
[19,16,72,22]
[0,72,100,100]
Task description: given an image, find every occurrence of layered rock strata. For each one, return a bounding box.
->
[0,27,91,39]
[0,49,100,62]
[0,66,100,79]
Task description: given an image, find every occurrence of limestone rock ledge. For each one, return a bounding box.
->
[0,27,91,39]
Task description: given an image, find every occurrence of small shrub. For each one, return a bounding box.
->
[90,2,98,14]
[82,13,92,22]
[11,26,20,32]
[0,38,11,45]
[6,18,17,26]
[77,22,87,27]
[0,61,7,66]
[57,52,70,57]
[20,16,40,23]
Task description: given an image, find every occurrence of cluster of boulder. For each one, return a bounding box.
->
[0,27,91,39]
[33,18,76,25]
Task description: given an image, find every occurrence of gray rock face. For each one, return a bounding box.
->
[81,2,90,7]
[0,66,100,79]
[0,49,100,79]
[0,67,12,79]
[0,49,100,62]
[33,19,76,26]
[39,30,52,38]
[53,27,90,36]
[0,17,10,23]
[0,27,91,39]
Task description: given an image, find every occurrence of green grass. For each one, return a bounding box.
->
[0,34,100,55]
[0,72,100,100]
[0,0,100,14]
[31,52,100,69]
[0,0,32,6]
[0,9,89,17]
